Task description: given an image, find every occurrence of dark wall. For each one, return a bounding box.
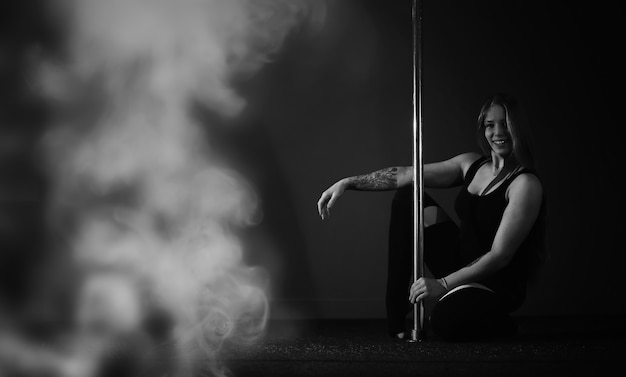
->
[238,0,624,318]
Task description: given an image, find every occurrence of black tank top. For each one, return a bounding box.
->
[454,156,543,310]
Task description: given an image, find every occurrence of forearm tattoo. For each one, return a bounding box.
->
[350,167,399,191]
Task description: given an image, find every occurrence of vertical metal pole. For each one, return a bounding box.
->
[408,0,425,343]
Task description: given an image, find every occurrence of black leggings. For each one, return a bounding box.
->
[386,187,516,340]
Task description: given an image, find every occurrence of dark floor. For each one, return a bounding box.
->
[221,316,626,377]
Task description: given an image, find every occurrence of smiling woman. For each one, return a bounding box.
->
[317,93,546,340]
[475,94,535,177]
[483,106,511,169]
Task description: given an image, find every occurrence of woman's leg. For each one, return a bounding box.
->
[386,187,461,337]
[386,187,413,337]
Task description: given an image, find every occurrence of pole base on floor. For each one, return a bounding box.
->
[407,329,424,343]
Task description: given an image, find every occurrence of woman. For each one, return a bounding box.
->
[317,93,545,340]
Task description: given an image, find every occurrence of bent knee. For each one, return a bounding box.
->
[424,206,451,228]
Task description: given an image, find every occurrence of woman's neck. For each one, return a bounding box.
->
[490,153,516,176]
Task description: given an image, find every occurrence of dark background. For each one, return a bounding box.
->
[237,0,624,319]
[1,1,623,320]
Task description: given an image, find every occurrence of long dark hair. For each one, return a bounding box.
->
[477,93,547,279]
[476,93,535,169]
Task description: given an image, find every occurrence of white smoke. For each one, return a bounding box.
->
[0,0,322,376]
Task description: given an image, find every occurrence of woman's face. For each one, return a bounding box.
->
[483,104,513,158]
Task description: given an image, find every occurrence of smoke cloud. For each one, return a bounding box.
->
[0,0,322,376]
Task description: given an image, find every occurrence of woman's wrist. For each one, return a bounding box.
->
[334,177,351,192]
[437,277,449,291]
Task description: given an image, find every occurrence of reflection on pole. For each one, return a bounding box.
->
[408,0,425,343]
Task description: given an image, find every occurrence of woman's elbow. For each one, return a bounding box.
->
[489,250,516,271]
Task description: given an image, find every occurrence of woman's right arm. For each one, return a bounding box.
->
[317,166,412,220]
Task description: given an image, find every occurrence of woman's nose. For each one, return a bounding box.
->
[494,122,506,135]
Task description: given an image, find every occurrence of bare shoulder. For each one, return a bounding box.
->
[425,152,484,188]
[508,172,543,202]
[450,152,483,175]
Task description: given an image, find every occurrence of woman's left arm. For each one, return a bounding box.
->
[443,173,543,289]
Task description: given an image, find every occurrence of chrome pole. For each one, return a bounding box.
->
[408,0,425,343]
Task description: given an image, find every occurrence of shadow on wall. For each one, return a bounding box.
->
[235,0,417,318]
[193,105,320,319]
